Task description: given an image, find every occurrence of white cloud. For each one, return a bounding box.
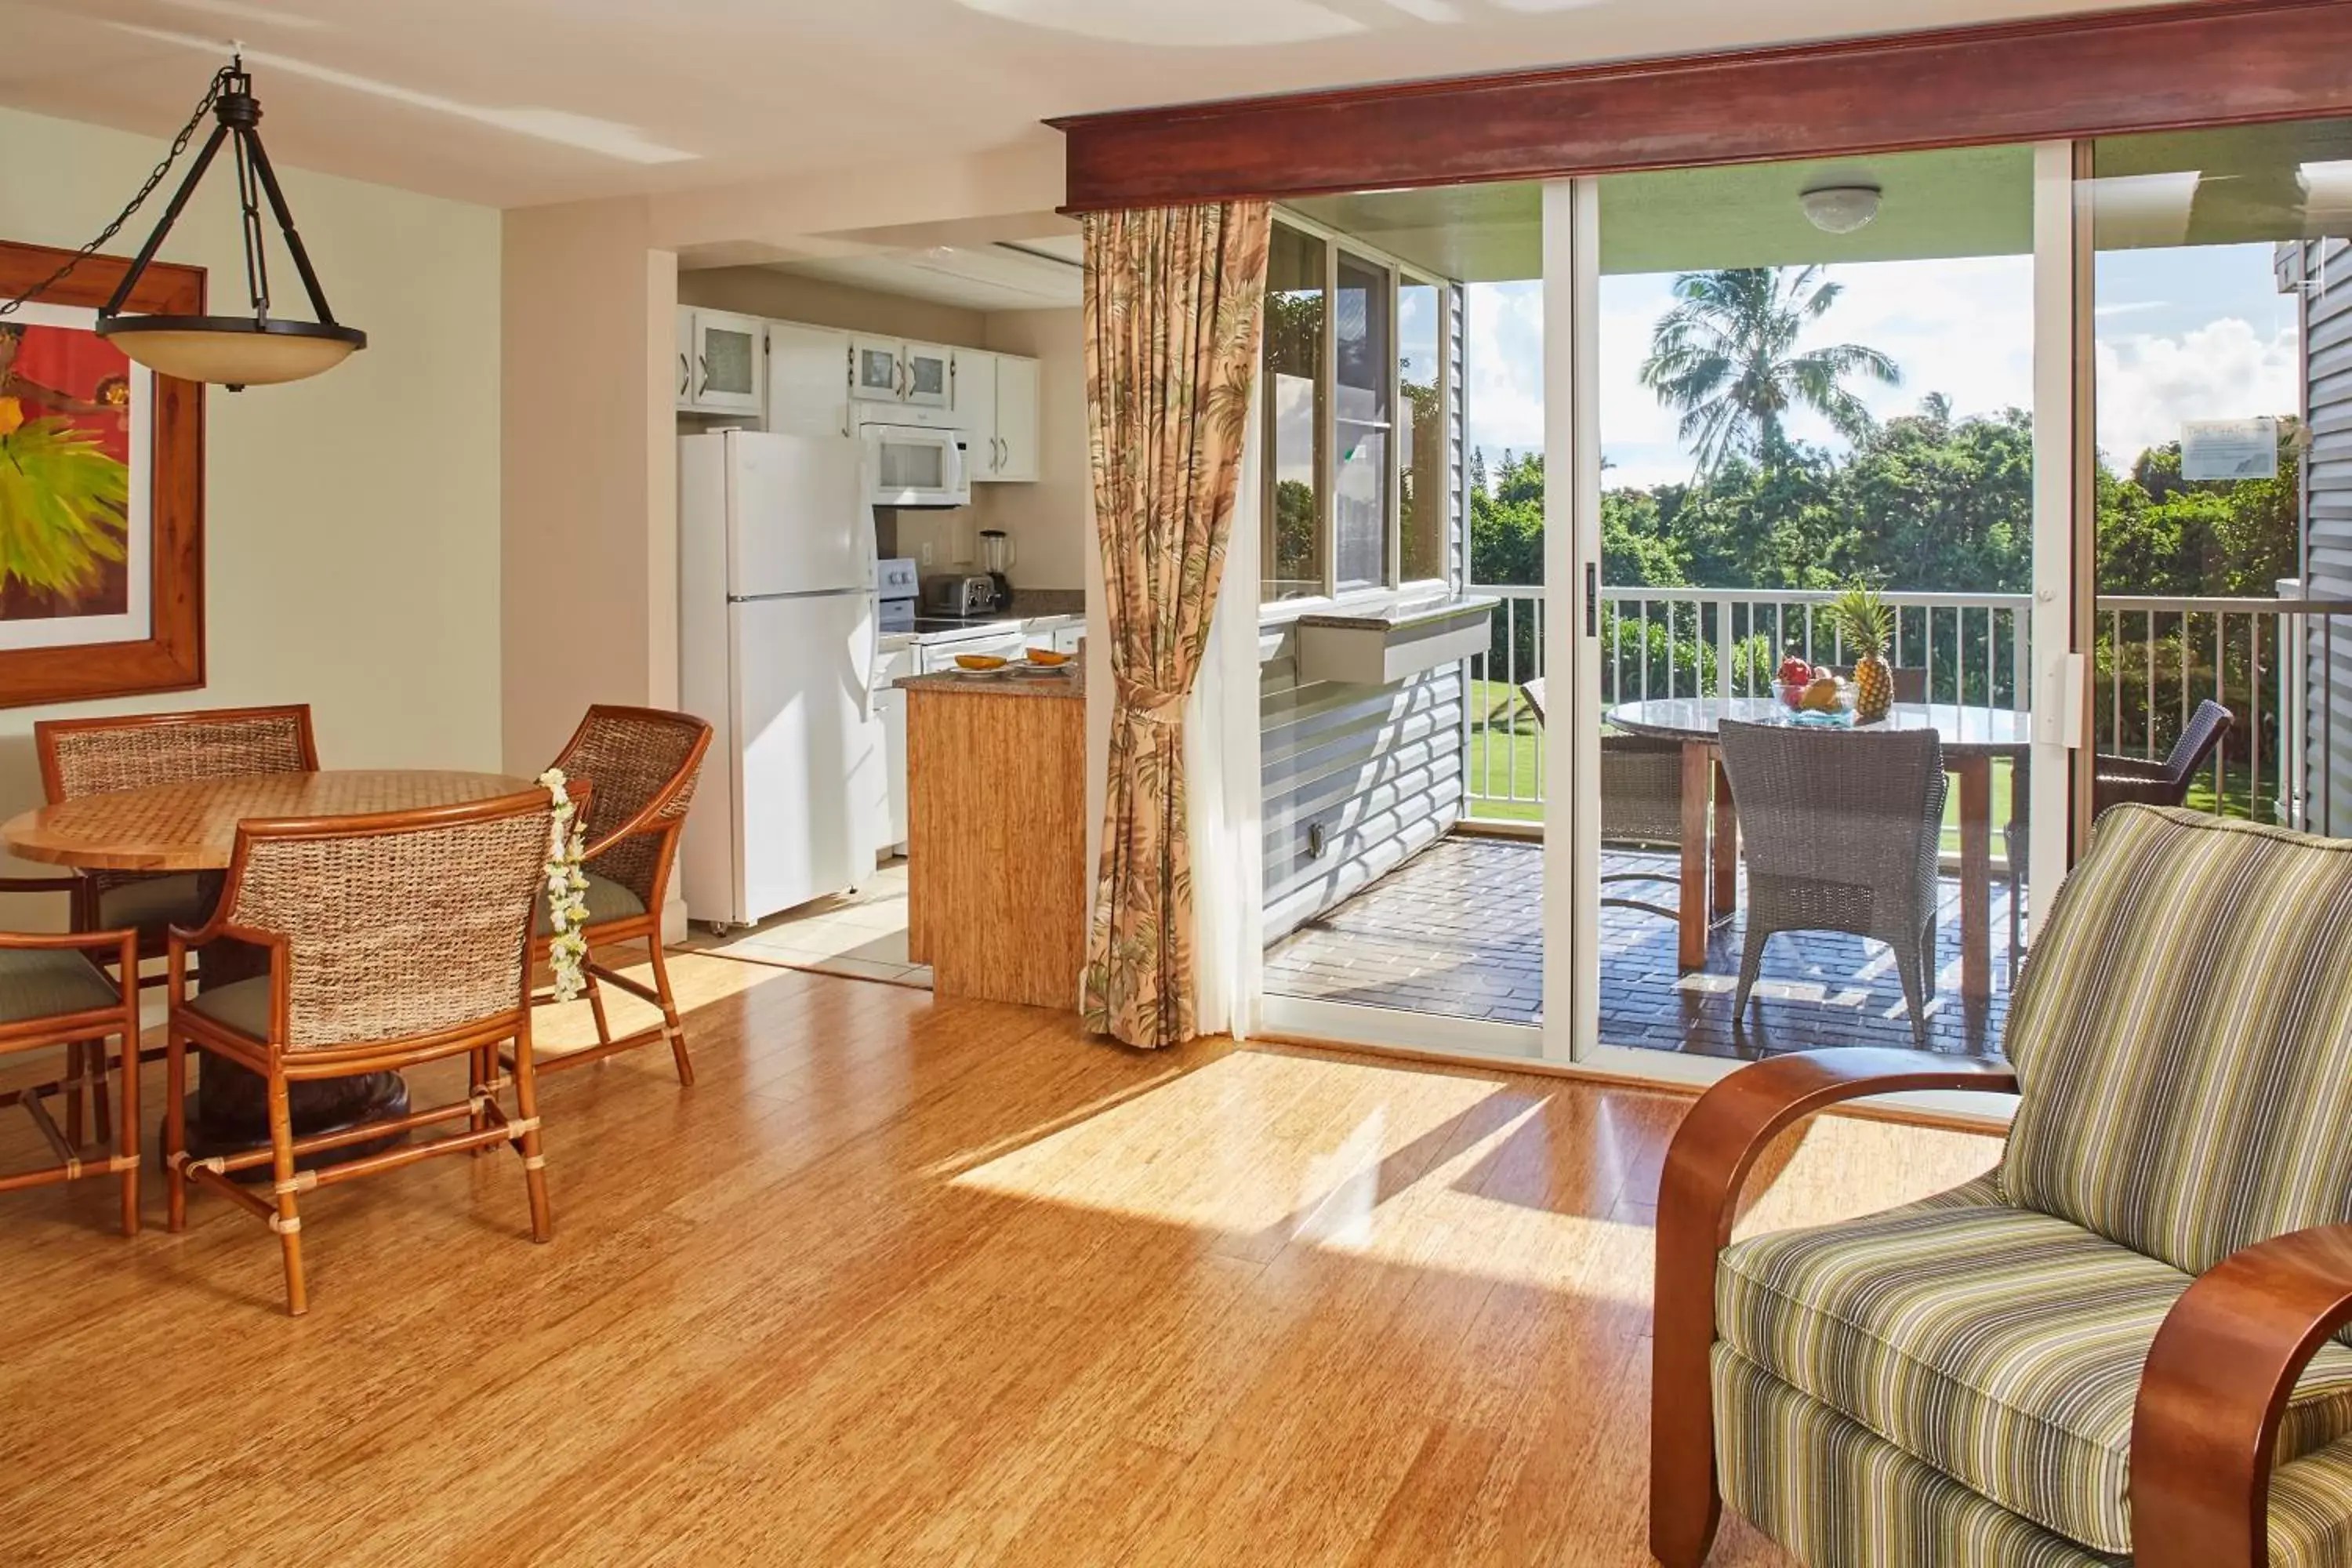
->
[2094,318,2298,465]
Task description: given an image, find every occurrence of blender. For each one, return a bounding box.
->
[978,529,1016,610]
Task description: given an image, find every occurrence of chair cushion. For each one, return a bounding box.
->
[2002,806,2352,1279]
[0,948,122,1024]
[187,977,270,1040]
[534,871,645,936]
[1715,1341,2352,1568]
[95,872,212,933]
[1717,1178,2352,1554]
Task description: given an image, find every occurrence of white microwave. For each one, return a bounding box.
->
[863,423,970,509]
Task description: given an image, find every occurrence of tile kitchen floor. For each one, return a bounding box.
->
[683,857,932,990]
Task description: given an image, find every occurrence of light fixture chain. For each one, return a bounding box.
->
[0,66,230,318]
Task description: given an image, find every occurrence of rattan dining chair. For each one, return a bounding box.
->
[1719,720,1948,1047]
[163,786,557,1316]
[517,706,711,1087]
[0,912,140,1236]
[34,704,318,1152]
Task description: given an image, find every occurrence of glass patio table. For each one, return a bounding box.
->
[1602,697,2030,1004]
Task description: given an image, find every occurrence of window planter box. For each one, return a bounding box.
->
[1294,594,1498,687]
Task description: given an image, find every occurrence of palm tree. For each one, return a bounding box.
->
[1639,267,1900,474]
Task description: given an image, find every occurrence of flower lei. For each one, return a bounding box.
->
[539,768,591,1002]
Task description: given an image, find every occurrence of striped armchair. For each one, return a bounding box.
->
[1653,805,2352,1568]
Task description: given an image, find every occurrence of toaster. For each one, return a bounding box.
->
[924,574,1000,617]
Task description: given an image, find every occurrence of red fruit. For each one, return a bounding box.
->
[1777,653,1812,688]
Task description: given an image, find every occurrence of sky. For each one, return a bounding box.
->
[1461,241,2301,492]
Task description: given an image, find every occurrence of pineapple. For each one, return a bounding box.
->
[1830,579,1895,722]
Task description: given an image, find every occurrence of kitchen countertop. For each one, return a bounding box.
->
[897,667,1083,699]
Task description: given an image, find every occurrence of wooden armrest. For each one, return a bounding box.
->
[1650,1048,2020,1566]
[2132,1225,2352,1568]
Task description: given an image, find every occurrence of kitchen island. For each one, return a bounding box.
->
[901,667,1087,1010]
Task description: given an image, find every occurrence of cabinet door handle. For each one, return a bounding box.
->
[678,351,690,399]
[696,354,709,397]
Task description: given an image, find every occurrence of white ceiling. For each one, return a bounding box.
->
[0,0,2185,212]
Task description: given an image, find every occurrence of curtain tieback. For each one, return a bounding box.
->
[1114,677,1189,727]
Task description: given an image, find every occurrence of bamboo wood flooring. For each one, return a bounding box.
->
[0,950,2002,1566]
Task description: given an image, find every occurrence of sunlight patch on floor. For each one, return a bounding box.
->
[951,1050,1649,1299]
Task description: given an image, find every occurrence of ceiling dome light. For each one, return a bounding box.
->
[1800,181,1883,235]
[2,55,365,390]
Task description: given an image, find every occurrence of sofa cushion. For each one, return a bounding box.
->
[2002,806,2352,1279]
[1717,1178,2352,1554]
[534,871,644,937]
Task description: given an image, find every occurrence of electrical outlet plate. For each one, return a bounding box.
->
[920,542,935,567]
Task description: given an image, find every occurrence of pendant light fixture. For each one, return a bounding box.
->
[0,53,365,390]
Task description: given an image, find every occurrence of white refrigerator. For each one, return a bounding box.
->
[678,430,886,927]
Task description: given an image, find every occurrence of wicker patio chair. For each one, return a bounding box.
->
[162,786,557,1316]
[0,914,140,1236]
[1718,719,1947,1047]
[33,704,318,1146]
[520,706,711,1086]
[2002,700,2234,966]
[1522,679,1688,920]
[1599,735,1687,920]
[2094,697,2233,816]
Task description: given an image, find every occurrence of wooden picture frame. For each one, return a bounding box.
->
[0,239,204,709]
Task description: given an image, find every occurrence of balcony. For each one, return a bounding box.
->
[1265,581,2351,1058]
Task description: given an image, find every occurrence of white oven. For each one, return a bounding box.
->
[862,422,971,509]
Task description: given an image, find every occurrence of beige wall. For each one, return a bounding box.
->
[0,106,501,849]
[502,198,677,775]
[975,307,1086,591]
[679,268,983,347]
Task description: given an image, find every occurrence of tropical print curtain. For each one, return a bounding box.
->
[1080,201,1271,1050]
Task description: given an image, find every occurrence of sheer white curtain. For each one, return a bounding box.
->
[1185,408,1265,1040]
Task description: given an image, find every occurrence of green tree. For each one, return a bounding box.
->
[1639,267,1900,474]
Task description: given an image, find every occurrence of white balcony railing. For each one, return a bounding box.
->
[1465,583,2335,827]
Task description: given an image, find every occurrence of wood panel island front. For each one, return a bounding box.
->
[901,669,1088,1010]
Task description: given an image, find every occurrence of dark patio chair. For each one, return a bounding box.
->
[2004,700,2234,965]
[2093,698,2233,817]
[1522,680,1684,920]
[1719,720,1947,1047]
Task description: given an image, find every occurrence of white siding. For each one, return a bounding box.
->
[2292,237,2352,836]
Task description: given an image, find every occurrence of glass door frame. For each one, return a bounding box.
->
[1548,147,2089,1105]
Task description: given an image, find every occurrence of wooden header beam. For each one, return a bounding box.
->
[1053,0,2352,212]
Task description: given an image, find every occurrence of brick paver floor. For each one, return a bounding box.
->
[1261,833,2015,1059]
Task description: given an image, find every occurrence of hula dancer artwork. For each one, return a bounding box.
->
[0,318,140,636]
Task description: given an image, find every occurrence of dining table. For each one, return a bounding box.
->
[1602,697,2030,1004]
[2,768,535,1162]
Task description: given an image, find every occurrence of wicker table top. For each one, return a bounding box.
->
[2,770,537,872]
[1606,696,2031,756]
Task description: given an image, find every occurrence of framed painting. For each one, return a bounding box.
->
[0,239,203,708]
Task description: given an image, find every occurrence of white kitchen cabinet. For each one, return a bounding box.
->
[850,336,902,404]
[684,308,764,416]
[953,350,1042,484]
[766,321,851,437]
[905,343,953,409]
[848,336,953,412]
[991,354,1041,481]
[953,348,997,460]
